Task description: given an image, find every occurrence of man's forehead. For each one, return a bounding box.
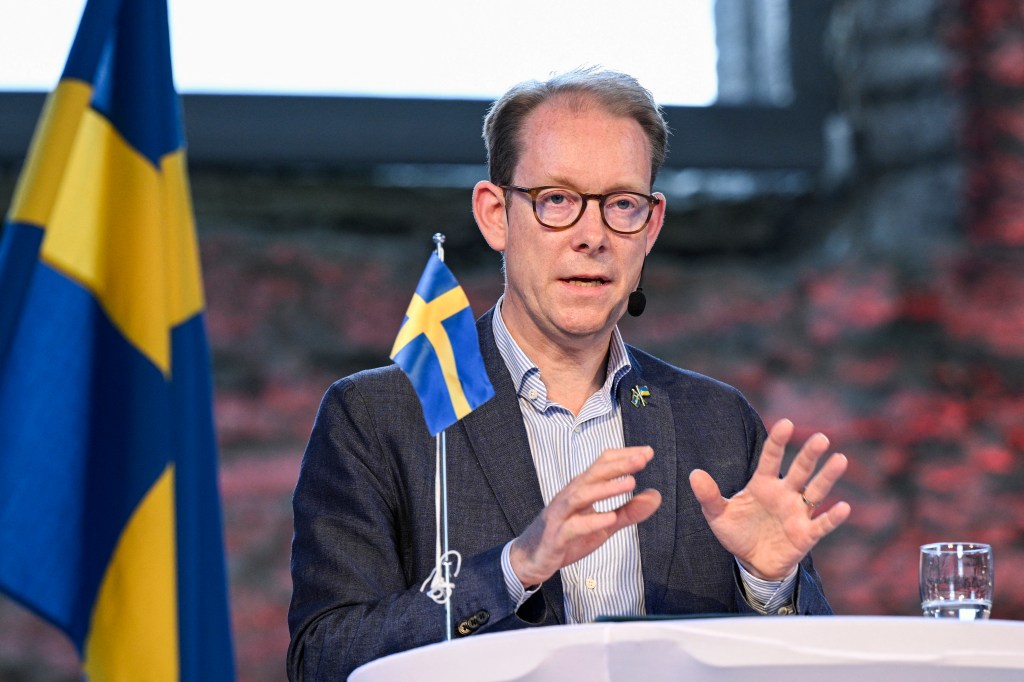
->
[520,98,646,146]
[515,99,653,183]
[525,95,616,127]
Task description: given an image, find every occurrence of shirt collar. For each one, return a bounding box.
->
[491,295,633,401]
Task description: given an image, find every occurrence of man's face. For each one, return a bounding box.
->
[498,100,664,352]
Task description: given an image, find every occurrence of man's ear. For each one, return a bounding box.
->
[644,192,667,255]
[473,181,508,252]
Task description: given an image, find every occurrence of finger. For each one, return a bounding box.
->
[809,500,852,540]
[549,447,651,517]
[583,446,654,483]
[784,432,832,492]
[560,507,621,539]
[558,474,639,515]
[615,489,662,527]
[559,488,661,541]
[801,453,848,506]
[753,419,794,480]
[689,469,726,520]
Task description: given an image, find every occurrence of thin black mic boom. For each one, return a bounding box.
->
[627,262,646,317]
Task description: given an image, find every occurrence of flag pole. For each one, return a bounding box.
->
[433,232,454,642]
[400,232,489,640]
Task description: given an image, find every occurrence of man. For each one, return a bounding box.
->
[287,68,851,680]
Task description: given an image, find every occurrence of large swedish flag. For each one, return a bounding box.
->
[0,0,235,679]
[390,253,494,436]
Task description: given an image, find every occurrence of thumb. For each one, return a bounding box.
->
[689,469,726,520]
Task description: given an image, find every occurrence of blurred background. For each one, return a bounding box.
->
[2,0,1023,679]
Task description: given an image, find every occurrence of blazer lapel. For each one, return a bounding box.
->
[620,350,678,614]
[461,308,566,622]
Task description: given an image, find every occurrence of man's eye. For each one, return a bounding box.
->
[609,195,642,211]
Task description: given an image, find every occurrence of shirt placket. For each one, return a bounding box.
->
[567,398,616,623]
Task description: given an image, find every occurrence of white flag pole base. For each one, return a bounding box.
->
[419,429,460,642]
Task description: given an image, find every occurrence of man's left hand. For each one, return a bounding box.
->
[688,418,852,581]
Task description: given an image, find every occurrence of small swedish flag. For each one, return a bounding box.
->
[391,253,495,435]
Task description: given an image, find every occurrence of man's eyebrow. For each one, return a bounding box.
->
[542,176,647,193]
[539,175,579,189]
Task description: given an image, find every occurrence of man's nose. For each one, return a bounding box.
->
[572,197,609,247]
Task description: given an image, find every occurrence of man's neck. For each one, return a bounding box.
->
[502,313,612,416]
[537,349,608,416]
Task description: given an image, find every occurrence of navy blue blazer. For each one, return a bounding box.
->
[287,308,833,680]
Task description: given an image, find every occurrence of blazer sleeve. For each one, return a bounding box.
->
[725,393,834,616]
[794,557,835,615]
[730,560,835,615]
[286,378,522,681]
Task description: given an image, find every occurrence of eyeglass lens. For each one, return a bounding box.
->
[533,188,649,233]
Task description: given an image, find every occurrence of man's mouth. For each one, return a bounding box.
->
[563,277,609,287]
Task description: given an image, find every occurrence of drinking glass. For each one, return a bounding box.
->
[919,542,993,620]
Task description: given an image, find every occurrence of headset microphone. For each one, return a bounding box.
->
[627,262,646,317]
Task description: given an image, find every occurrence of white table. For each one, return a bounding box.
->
[350,616,1024,681]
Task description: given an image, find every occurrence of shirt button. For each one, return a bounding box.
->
[528,389,538,400]
[585,577,597,590]
[574,426,581,434]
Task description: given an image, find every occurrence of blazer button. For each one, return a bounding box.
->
[776,605,795,615]
[456,610,490,637]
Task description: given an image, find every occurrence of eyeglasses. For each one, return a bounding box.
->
[501,185,660,235]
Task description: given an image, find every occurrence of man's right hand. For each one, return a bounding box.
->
[508,446,662,587]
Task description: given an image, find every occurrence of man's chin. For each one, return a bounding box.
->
[551,309,621,341]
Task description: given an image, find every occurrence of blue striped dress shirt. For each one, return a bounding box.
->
[492,300,795,621]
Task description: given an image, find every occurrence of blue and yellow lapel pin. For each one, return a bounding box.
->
[630,385,650,407]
